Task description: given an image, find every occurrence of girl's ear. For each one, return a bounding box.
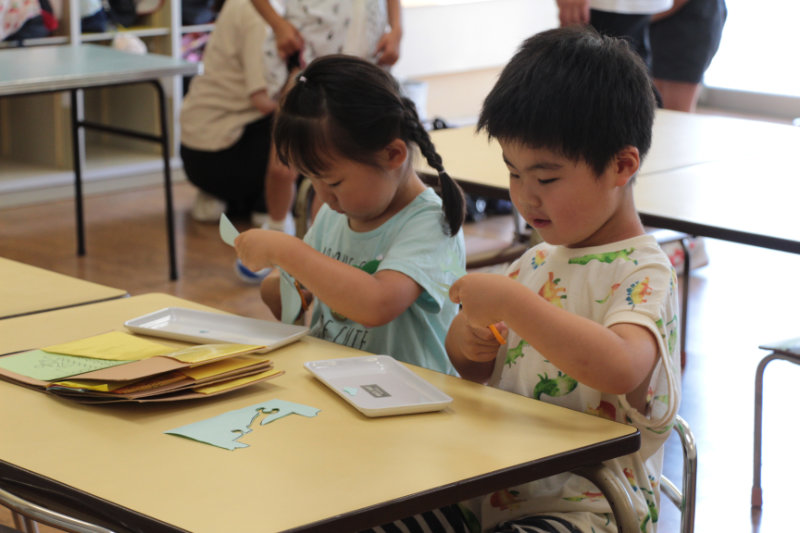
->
[381,138,408,170]
[612,146,640,186]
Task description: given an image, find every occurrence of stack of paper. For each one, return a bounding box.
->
[0,331,284,403]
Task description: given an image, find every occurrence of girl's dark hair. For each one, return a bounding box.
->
[478,26,655,176]
[273,55,465,236]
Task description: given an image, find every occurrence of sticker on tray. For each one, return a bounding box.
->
[362,384,391,398]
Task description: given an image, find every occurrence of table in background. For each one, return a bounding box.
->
[421,110,800,254]
[634,158,800,254]
[0,293,640,533]
[0,45,200,281]
[0,257,127,319]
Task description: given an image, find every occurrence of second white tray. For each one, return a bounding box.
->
[304,355,453,417]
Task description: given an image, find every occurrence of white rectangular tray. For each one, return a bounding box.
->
[124,307,308,352]
[304,355,452,417]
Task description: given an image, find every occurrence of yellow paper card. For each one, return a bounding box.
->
[166,344,264,364]
[43,331,173,361]
[180,355,270,380]
[49,380,126,392]
[195,368,283,394]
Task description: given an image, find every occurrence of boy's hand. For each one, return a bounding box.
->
[449,272,508,329]
[234,229,292,272]
[457,315,506,363]
[446,313,502,383]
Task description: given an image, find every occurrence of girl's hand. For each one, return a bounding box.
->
[449,272,509,329]
[234,229,289,272]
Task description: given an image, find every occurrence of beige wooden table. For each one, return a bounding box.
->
[420,109,731,196]
[424,110,724,191]
[0,293,640,533]
[421,110,800,255]
[0,257,127,319]
[421,109,800,189]
[634,157,800,254]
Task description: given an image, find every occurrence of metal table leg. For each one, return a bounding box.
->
[68,81,178,280]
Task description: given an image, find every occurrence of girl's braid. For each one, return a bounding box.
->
[400,98,465,236]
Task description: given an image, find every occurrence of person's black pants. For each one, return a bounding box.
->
[590,9,653,70]
[180,114,272,216]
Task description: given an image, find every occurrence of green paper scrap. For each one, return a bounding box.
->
[219,213,239,247]
[279,268,303,324]
[166,399,320,450]
[343,387,358,396]
[0,349,128,381]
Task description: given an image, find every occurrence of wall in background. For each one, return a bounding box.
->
[395,0,558,122]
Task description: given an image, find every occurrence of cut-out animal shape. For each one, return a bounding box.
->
[166,399,320,450]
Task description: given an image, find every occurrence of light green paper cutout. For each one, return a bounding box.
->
[219,213,239,247]
[165,399,320,450]
[279,268,303,324]
[0,349,127,381]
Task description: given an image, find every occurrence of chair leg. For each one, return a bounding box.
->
[572,464,640,533]
[675,415,697,533]
[752,354,768,508]
[11,510,39,532]
[752,352,800,507]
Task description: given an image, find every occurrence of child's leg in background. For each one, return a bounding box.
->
[359,503,471,533]
[263,139,299,234]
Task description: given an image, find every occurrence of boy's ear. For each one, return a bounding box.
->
[612,146,640,186]
[381,138,409,170]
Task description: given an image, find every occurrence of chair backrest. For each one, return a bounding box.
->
[660,414,697,533]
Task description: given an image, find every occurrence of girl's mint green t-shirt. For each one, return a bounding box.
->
[280,188,465,375]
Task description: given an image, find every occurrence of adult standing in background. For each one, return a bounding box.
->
[230,0,403,283]
[555,0,673,69]
[556,0,717,272]
[248,0,403,236]
[648,0,726,270]
[180,0,278,223]
[650,0,727,112]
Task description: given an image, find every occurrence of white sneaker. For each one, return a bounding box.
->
[191,191,226,223]
[251,211,269,228]
[255,214,296,236]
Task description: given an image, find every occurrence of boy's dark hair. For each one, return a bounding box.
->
[478,26,655,176]
[274,55,465,236]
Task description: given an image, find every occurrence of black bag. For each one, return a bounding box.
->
[107,0,138,27]
[182,0,217,25]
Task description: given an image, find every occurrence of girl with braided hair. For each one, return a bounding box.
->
[234,54,466,375]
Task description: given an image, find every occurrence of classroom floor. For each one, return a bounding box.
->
[1,177,797,532]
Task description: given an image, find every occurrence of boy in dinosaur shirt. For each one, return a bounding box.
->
[445,27,681,532]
